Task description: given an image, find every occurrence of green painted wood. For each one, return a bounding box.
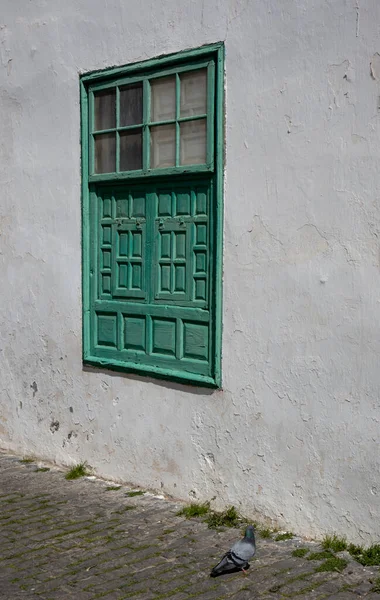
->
[88,163,214,183]
[82,46,221,83]
[81,43,224,387]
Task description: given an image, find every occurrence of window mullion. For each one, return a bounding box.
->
[116,86,120,172]
[88,91,95,175]
[175,73,180,167]
[206,61,215,167]
[143,79,150,171]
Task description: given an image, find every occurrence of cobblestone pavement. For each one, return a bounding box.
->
[1,452,380,600]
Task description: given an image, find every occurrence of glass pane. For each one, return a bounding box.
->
[120,130,142,171]
[150,76,176,122]
[150,124,175,168]
[120,83,143,127]
[180,119,206,165]
[94,133,116,173]
[180,69,207,118]
[94,89,116,131]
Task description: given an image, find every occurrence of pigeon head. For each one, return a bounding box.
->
[245,525,255,539]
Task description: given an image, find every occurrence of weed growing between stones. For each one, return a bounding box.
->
[315,557,348,573]
[349,544,380,566]
[322,534,347,552]
[36,467,50,472]
[259,528,272,539]
[106,486,121,491]
[275,532,294,541]
[65,462,89,480]
[20,457,34,464]
[371,576,380,592]
[205,506,242,528]
[176,502,210,518]
[126,490,145,497]
[307,550,334,561]
[292,548,309,558]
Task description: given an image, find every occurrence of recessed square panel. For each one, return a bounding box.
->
[118,263,128,288]
[196,224,207,245]
[132,231,142,257]
[174,265,186,292]
[152,318,176,356]
[176,192,190,215]
[116,196,129,218]
[160,265,171,292]
[131,194,145,217]
[194,278,206,301]
[131,264,142,289]
[174,232,186,259]
[102,249,111,269]
[158,192,172,216]
[124,316,145,352]
[97,313,117,348]
[195,251,206,273]
[160,233,171,259]
[195,189,207,215]
[102,225,112,245]
[101,274,111,295]
[183,322,208,361]
[102,196,112,218]
[118,232,129,257]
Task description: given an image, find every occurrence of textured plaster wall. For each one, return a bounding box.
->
[1,0,380,544]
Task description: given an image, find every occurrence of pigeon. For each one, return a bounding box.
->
[210,525,256,577]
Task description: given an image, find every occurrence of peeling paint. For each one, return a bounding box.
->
[370,53,380,81]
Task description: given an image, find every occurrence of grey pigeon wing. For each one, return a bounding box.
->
[230,539,256,562]
[211,552,240,576]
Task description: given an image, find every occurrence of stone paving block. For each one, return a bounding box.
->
[1,451,380,600]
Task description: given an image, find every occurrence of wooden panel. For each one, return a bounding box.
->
[183,322,209,361]
[96,312,118,348]
[124,316,146,352]
[152,318,176,357]
[91,179,213,380]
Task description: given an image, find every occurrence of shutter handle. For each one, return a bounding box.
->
[136,220,141,229]
[158,219,164,229]
[179,218,185,227]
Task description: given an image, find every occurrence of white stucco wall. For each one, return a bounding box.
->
[1,0,380,544]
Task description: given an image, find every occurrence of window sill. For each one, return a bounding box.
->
[83,355,220,388]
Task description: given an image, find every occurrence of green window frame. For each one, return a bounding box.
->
[80,43,224,387]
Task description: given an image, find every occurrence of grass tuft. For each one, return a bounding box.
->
[315,557,347,573]
[106,486,121,491]
[36,467,50,472]
[20,457,34,464]
[371,576,380,593]
[322,534,347,552]
[307,550,334,561]
[259,528,272,539]
[275,532,294,541]
[292,548,309,558]
[65,462,89,480]
[126,490,145,497]
[349,544,380,566]
[205,506,242,529]
[176,501,210,519]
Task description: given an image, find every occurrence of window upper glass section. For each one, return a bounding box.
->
[90,66,211,176]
